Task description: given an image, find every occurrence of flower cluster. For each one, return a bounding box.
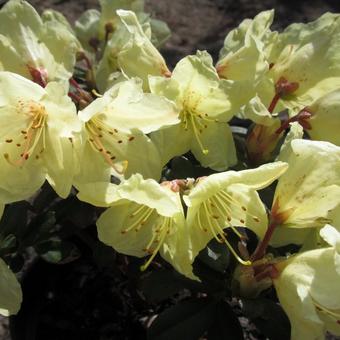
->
[0,1,340,339]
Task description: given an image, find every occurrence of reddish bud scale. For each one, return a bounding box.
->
[268,77,300,114]
[27,65,48,88]
[275,76,299,97]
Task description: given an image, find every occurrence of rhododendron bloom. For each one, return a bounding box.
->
[75,78,179,185]
[0,205,22,317]
[217,10,275,79]
[184,161,288,264]
[96,10,170,92]
[150,51,237,171]
[265,13,340,113]
[271,140,340,229]
[0,257,22,316]
[98,0,144,39]
[219,11,340,117]
[273,225,340,340]
[0,72,81,202]
[77,175,192,278]
[0,0,81,87]
[302,89,340,146]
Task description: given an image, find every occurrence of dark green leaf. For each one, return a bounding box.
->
[141,269,188,303]
[54,196,96,228]
[32,182,58,213]
[36,239,80,264]
[169,156,195,179]
[92,242,117,269]
[241,298,290,340]
[207,301,244,340]
[0,201,30,239]
[8,253,25,272]
[199,239,230,273]
[21,211,57,247]
[0,234,16,254]
[148,298,216,340]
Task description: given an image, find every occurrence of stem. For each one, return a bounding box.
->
[268,93,280,113]
[275,108,312,135]
[251,219,277,261]
[69,77,82,91]
[275,118,293,135]
[68,91,81,103]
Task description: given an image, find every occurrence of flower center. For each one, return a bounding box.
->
[195,189,261,266]
[180,91,219,155]
[120,204,173,271]
[3,100,47,166]
[85,116,136,174]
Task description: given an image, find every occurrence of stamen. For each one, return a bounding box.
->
[189,114,209,154]
[4,100,46,166]
[92,89,103,98]
[313,300,340,321]
[209,195,243,237]
[86,119,128,174]
[141,218,171,271]
[121,206,154,233]
[197,207,208,232]
[217,190,261,223]
[198,202,251,266]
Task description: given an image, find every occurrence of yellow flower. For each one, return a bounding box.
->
[184,162,288,265]
[150,51,237,171]
[0,72,81,202]
[273,225,340,340]
[77,175,193,278]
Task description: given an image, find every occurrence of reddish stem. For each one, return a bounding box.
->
[268,93,280,114]
[68,92,81,103]
[251,219,278,262]
[69,78,82,91]
[275,118,293,135]
[275,108,312,135]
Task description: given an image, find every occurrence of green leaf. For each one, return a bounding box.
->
[148,298,216,340]
[169,156,195,180]
[0,234,16,255]
[36,239,80,264]
[54,195,96,229]
[241,298,290,340]
[141,269,190,303]
[21,211,57,248]
[199,239,231,273]
[207,302,244,340]
[32,182,58,213]
[0,201,30,240]
[192,239,231,294]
